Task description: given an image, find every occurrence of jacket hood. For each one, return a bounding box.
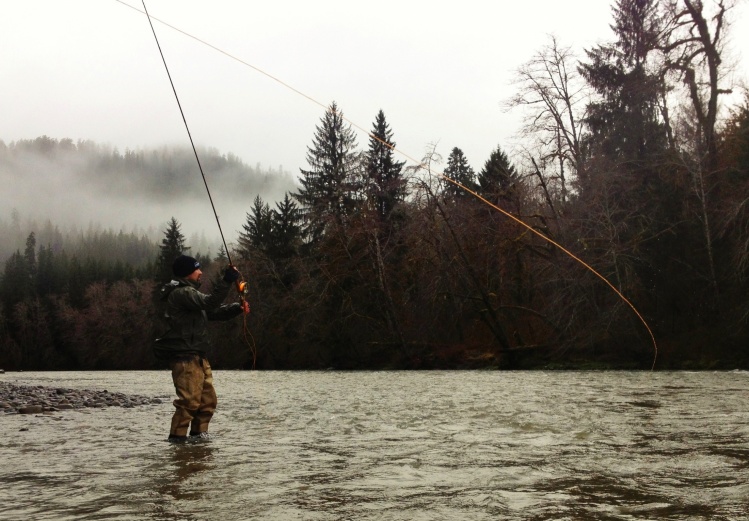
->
[160,278,200,301]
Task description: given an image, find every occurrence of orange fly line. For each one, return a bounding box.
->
[120,0,658,370]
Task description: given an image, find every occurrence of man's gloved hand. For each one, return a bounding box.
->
[241,300,250,315]
[223,265,240,283]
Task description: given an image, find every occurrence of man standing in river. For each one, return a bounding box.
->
[154,254,249,442]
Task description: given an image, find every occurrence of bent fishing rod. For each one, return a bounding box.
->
[133,0,656,369]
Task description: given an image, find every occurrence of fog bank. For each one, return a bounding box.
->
[0,137,298,257]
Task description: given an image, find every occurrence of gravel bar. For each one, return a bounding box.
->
[0,381,163,414]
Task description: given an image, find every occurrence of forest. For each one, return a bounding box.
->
[1,0,749,371]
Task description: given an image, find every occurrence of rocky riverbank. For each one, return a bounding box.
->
[0,382,162,414]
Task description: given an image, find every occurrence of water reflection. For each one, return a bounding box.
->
[160,443,215,501]
[138,442,218,521]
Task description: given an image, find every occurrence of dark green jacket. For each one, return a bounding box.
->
[153,277,242,360]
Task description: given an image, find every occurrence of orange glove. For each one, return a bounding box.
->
[241,300,250,315]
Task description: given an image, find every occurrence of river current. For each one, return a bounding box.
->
[1,370,748,520]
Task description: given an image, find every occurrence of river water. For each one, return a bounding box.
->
[1,370,748,520]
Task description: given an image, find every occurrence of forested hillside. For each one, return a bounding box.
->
[2,0,748,371]
[0,136,297,261]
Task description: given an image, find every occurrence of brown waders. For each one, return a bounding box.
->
[168,355,217,438]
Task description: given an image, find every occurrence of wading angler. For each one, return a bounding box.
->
[154,255,249,442]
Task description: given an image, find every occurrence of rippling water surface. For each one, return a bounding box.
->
[1,370,748,520]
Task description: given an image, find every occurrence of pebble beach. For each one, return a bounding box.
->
[0,381,162,415]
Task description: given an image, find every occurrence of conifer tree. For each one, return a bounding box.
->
[36,244,56,297]
[239,195,274,256]
[365,110,406,223]
[442,147,476,199]
[271,192,301,259]
[294,102,361,242]
[157,217,189,281]
[580,0,668,165]
[0,251,31,315]
[0,233,40,311]
[478,146,519,203]
[24,232,37,282]
[215,244,228,263]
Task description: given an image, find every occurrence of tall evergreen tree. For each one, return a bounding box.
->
[365,110,406,223]
[157,217,189,281]
[580,0,668,166]
[215,244,228,263]
[478,146,519,204]
[271,192,302,259]
[294,102,361,242]
[442,147,477,199]
[238,195,274,256]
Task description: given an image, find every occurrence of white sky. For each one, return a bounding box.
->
[1,0,748,239]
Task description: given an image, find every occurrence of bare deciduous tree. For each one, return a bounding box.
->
[506,35,590,200]
[660,0,736,171]
[657,0,738,301]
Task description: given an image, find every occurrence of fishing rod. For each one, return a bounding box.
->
[130,1,656,369]
[141,0,254,367]
[140,0,233,267]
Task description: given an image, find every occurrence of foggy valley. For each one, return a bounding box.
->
[0,136,299,261]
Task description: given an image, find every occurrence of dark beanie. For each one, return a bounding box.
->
[172,255,200,277]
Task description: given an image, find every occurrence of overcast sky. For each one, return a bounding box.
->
[1,0,748,238]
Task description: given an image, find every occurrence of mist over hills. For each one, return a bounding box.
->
[0,136,299,260]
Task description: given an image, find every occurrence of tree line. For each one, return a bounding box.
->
[0,217,231,370]
[2,0,748,370]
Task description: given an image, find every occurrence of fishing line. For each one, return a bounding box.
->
[122,0,657,370]
[439,175,658,371]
